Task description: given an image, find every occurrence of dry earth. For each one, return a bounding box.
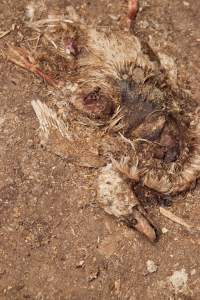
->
[0,0,200,299]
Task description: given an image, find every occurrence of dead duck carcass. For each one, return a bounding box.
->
[7,6,200,242]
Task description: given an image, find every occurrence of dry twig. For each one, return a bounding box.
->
[0,24,15,39]
[160,207,200,233]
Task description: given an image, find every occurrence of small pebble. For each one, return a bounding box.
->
[139,20,149,29]
[190,269,196,276]
[146,260,158,273]
[183,1,189,7]
[114,279,121,295]
[162,227,169,234]
[109,14,120,21]
[88,269,100,282]
[0,117,5,127]
[76,260,85,268]
[169,269,188,293]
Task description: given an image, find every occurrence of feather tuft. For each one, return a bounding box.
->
[31,100,72,143]
[111,156,140,181]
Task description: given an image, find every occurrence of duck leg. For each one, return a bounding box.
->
[7,46,59,88]
[97,163,158,242]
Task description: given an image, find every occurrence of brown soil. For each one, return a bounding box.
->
[0,0,200,299]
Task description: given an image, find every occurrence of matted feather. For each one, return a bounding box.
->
[32,100,72,142]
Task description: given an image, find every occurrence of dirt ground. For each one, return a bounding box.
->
[0,0,200,299]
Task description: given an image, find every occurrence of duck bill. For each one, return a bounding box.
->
[131,206,159,242]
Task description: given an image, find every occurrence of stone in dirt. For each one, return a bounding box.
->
[169,269,188,293]
[146,260,158,273]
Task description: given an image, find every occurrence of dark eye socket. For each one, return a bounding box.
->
[83,87,101,105]
[80,87,114,118]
